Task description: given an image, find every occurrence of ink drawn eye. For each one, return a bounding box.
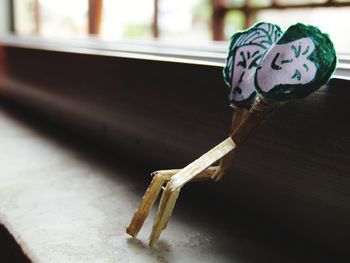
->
[271,53,282,70]
[233,87,242,95]
[302,46,310,55]
[236,51,247,68]
[248,54,263,69]
[291,69,301,81]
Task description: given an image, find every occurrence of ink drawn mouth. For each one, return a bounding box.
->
[233,87,243,95]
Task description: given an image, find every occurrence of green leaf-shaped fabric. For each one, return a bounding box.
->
[255,23,337,101]
[224,22,282,106]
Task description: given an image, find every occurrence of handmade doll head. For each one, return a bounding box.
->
[224,22,282,106]
[255,23,337,100]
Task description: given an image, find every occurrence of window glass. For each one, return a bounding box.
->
[158,0,211,41]
[225,0,245,6]
[14,0,87,37]
[257,7,350,51]
[40,0,87,37]
[276,0,326,3]
[101,0,153,40]
[224,10,245,38]
[11,0,350,52]
[252,0,272,6]
[14,0,36,35]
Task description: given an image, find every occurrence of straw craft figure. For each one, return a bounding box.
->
[127,22,337,246]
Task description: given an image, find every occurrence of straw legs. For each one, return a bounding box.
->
[126,137,236,246]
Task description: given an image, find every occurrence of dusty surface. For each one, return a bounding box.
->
[0,107,335,263]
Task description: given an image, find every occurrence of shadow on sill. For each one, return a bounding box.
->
[0,95,344,263]
[0,224,31,263]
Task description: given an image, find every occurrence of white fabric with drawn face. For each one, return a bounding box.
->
[229,23,282,102]
[230,45,265,101]
[256,38,317,92]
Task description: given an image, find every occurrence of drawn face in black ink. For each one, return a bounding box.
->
[226,23,282,102]
[230,45,264,101]
[256,38,317,92]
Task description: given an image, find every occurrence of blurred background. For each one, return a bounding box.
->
[1,0,350,51]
